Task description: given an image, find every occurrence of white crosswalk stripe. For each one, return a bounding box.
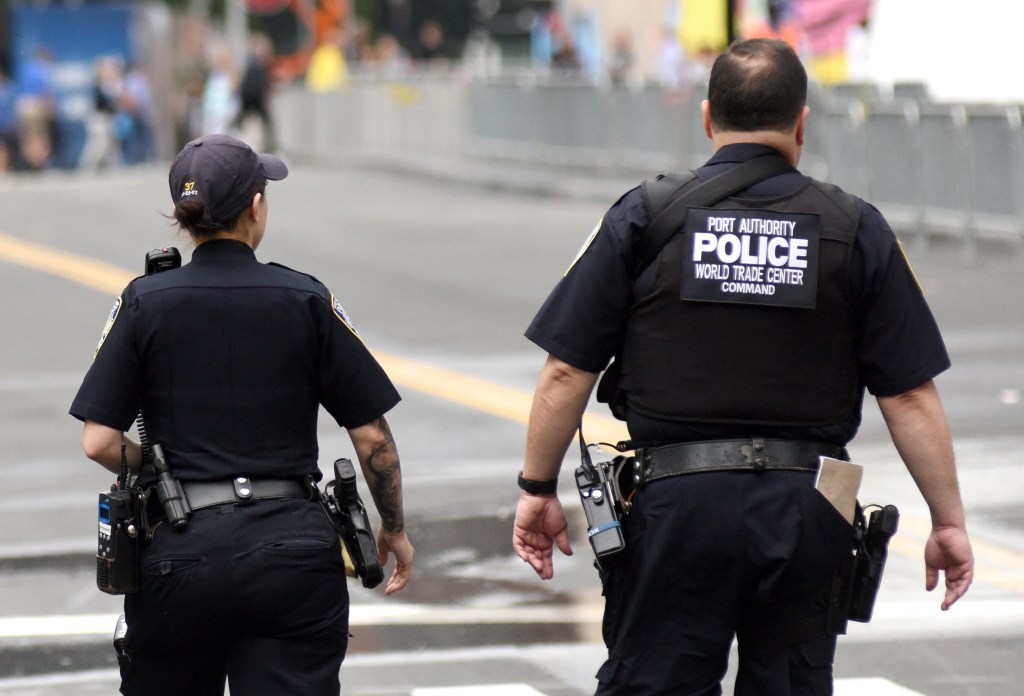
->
[409,679,926,696]
[413,686,545,696]
[834,678,928,695]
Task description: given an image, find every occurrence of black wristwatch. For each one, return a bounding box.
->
[518,471,558,495]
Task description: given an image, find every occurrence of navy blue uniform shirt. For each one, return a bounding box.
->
[526,143,950,445]
[70,239,400,486]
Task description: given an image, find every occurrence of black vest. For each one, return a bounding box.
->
[619,176,862,427]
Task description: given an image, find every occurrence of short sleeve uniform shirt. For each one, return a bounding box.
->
[526,144,950,445]
[70,239,400,485]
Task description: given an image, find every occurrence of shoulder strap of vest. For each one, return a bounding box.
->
[635,153,796,277]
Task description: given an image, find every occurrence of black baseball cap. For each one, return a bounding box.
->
[168,134,288,228]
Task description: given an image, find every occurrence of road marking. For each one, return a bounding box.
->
[834,679,927,695]
[0,670,120,691]
[0,673,930,696]
[8,596,1024,641]
[0,230,628,442]
[0,233,1021,595]
[0,231,134,296]
[411,680,924,696]
[413,686,545,696]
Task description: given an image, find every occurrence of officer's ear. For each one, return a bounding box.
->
[702,99,713,140]
[249,192,263,224]
[796,105,810,146]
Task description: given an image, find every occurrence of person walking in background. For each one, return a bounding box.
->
[201,47,237,138]
[236,34,278,152]
[118,62,157,165]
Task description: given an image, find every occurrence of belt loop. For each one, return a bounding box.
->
[751,438,767,472]
[233,476,254,505]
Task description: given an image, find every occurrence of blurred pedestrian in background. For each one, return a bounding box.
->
[118,62,157,165]
[235,34,278,152]
[202,46,238,137]
[78,56,123,171]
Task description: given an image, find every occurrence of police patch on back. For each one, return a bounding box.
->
[94,296,122,357]
[682,208,820,309]
[331,294,361,338]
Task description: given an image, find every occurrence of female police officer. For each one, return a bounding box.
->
[70,133,414,696]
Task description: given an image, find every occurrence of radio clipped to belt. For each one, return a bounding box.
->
[575,427,636,571]
[96,445,143,594]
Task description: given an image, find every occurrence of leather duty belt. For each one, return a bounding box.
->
[635,438,848,486]
[183,477,313,511]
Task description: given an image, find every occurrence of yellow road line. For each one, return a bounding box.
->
[2,231,1020,596]
[0,232,135,296]
[373,352,628,441]
[0,231,631,441]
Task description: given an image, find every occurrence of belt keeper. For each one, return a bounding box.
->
[751,438,767,471]
[635,450,650,488]
[233,476,254,505]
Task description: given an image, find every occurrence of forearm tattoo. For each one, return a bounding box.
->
[364,417,405,533]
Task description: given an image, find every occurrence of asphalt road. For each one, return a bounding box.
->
[0,159,1021,696]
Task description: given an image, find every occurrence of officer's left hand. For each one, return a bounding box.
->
[513,492,574,580]
[377,528,414,595]
[924,524,974,610]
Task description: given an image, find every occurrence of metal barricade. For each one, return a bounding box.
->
[275,74,1024,250]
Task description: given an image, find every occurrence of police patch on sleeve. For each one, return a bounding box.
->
[565,218,603,276]
[94,296,122,357]
[896,238,924,294]
[331,294,361,338]
[682,208,820,309]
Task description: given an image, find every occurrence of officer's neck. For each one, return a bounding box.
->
[710,129,802,167]
[196,228,257,251]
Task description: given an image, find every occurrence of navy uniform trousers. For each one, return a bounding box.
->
[595,471,854,696]
[119,498,349,696]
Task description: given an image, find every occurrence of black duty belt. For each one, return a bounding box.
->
[183,477,314,511]
[635,438,848,487]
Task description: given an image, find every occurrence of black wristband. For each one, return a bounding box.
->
[518,471,558,495]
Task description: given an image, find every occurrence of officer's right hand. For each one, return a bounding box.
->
[513,492,574,580]
[377,528,414,595]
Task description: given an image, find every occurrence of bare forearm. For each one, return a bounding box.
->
[523,355,599,481]
[349,417,405,534]
[877,380,965,528]
[82,421,142,475]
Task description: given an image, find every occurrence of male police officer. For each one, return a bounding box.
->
[513,39,974,694]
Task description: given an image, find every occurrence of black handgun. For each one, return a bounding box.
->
[849,504,900,622]
[323,458,384,589]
